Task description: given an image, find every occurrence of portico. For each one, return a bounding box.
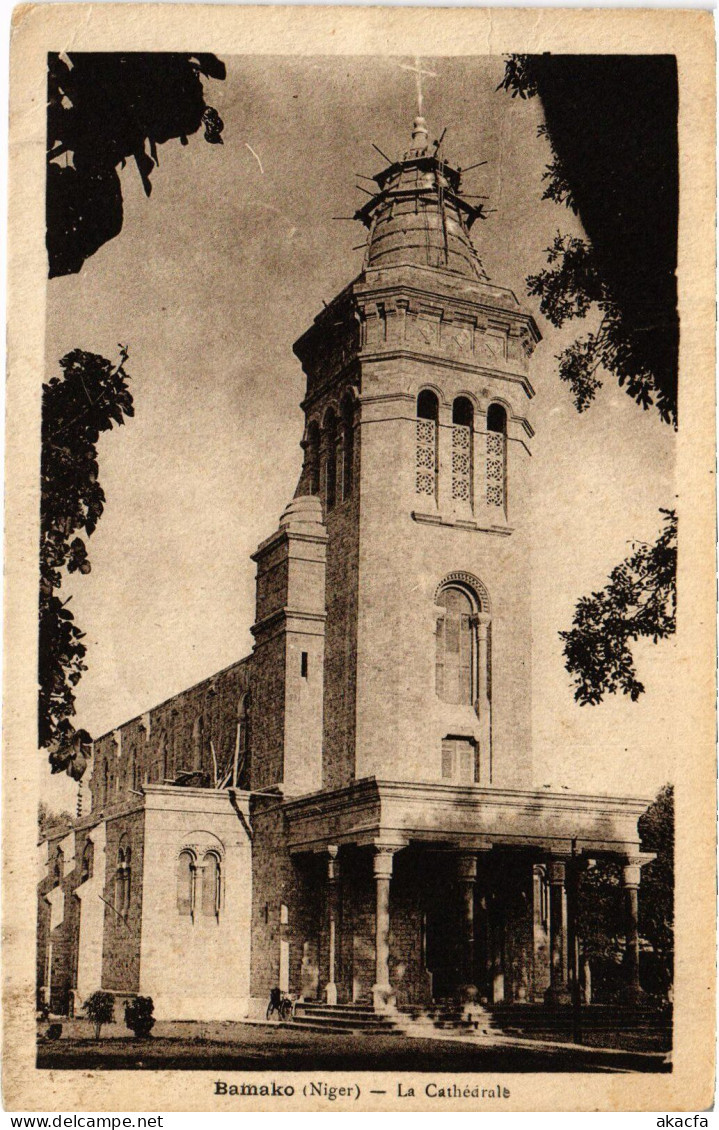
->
[284,778,654,1011]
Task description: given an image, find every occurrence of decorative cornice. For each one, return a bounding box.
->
[412,511,513,537]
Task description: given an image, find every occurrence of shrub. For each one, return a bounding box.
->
[124,996,155,1039]
[84,990,115,1039]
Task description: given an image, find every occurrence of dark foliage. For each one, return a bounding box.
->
[125,996,156,1038]
[84,990,115,1039]
[560,510,676,705]
[637,785,674,995]
[38,801,75,837]
[499,54,678,426]
[47,52,226,277]
[40,348,134,757]
[576,785,674,1001]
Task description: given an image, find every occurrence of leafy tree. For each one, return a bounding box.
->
[37,801,75,837]
[637,784,674,996]
[576,785,674,1001]
[576,858,624,995]
[40,348,134,763]
[47,52,226,277]
[560,510,676,705]
[124,996,156,1038]
[498,54,678,426]
[84,990,115,1039]
[498,57,678,701]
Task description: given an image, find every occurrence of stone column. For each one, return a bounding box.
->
[475,613,492,781]
[456,853,478,1000]
[325,845,340,1005]
[372,845,398,1012]
[622,856,644,1002]
[545,858,571,1005]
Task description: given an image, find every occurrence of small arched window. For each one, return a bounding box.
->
[201,852,222,920]
[341,397,354,500]
[436,586,475,705]
[177,850,195,918]
[452,397,474,506]
[416,391,439,498]
[486,404,507,511]
[80,840,94,883]
[323,410,338,511]
[305,421,321,496]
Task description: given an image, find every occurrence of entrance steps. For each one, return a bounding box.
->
[398,1001,498,1036]
[290,1001,400,1034]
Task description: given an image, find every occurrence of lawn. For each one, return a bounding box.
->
[37,1019,671,1074]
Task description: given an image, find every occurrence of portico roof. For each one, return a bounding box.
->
[283,777,652,858]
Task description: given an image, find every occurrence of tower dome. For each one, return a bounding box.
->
[354,118,489,281]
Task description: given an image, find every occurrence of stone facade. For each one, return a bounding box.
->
[38,117,654,1023]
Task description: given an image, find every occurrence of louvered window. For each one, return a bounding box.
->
[436,587,474,704]
[451,397,474,506]
[486,404,507,510]
[441,737,478,784]
[416,390,439,498]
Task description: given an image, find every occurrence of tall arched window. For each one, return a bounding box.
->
[192,716,204,771]
[115,839,131,918]
[340,397,354,500]
[452,397,474,506]
[305,420,321,496]
[80,840,94,882]
[323,410,338,511]
[53,846,64,886]
[177,850,195,918]
[416,390,439,499]
[435,586,474,704]
[235,694,250,787]
[201,852,222,920]
[486,403,507,511]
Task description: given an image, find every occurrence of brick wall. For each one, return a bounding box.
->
[101,809,144,993]
[89,658,252,813]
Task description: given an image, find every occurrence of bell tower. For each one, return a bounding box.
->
[292,116,540,793]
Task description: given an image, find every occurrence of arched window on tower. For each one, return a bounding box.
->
[305,420,321,496]
[323,410,338,511]
[486,403,507,512]
[416,390,439,499]
[435,586,475,705]
[452,397,474,507]
[340,397,354,500]
[201,851,222,920]
[177,850,195,918]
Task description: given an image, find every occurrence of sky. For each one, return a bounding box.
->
[41,54,676,812]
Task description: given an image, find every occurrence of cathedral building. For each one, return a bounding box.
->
[38,115,654,1026]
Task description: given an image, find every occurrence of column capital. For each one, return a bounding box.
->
[622,853,655,888]
[372,844,401,879]
[326,844,340,882]
[547,858,569,885]
[456,853,478,882]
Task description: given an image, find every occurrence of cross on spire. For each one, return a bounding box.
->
[398,57,437,118]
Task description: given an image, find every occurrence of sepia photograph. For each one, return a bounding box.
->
[4,4,715,1114]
